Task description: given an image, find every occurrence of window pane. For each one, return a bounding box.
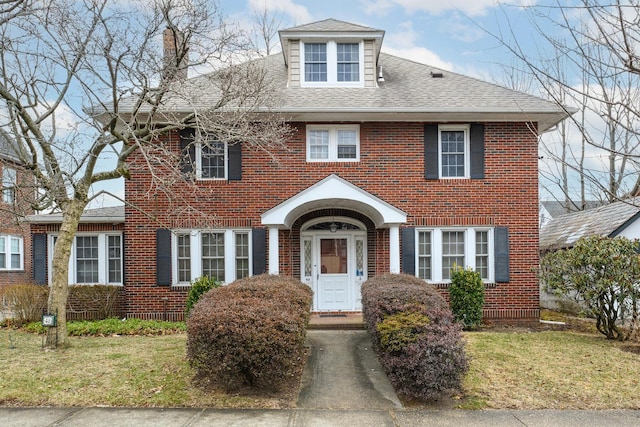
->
[305,43,327,82]
[0,236,5,268]
[441,130,465,177]
[442,231,465,280]
[108,235,122,283]
[2,168,16,204]
[202,232,225,281]
[235,233,249,279]
[418,231,432,280]
[201,141,225,179]
[309,130,329,159]
[177,234,191,283]
[337,130,357,159]
[337,43,359,82]
[475,231,489,280]
[320,238,348,274]
[10,237,20,269]
[76,236,99,283]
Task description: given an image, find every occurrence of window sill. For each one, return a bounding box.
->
[430,282,497,290]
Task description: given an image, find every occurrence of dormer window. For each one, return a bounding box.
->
[302,41,363,87]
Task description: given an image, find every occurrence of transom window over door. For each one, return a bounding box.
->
[307,125,360,162]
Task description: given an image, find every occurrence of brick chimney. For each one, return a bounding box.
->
[163,27,188,82]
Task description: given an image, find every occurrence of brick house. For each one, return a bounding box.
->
[31,19,572,323]
[0,131,34,286]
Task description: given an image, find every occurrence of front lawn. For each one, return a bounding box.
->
[1,318,639,409]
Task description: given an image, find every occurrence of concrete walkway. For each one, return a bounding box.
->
[2,330,640,426]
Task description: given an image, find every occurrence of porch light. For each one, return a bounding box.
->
[329,222,338,233]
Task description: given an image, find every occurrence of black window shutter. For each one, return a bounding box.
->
[156,229,172,286]
[252,227,266,275]
[424,124,439,180]
[179,128,196,177]
[495,226,509,283]
[228,142,242,181]
[470,123,485,179]
[32,233,47,285]
[401,227,416,275]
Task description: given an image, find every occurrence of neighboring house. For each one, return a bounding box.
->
[0,131,33,286]
[36,19,573,323]
[539,200,603,228]
[540,197,640,252]
[539,197,640,311]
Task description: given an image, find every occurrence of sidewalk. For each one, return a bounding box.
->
[2,407,640,426]
[2,330,640,426]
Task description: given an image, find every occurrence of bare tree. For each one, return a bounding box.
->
[0,0,289,348]
[495,1,640,206]
[250,4,287,56]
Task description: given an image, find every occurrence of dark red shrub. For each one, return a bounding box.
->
[186,275,312,392]
[361,273,468,401]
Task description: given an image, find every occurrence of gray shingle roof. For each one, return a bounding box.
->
[539,197,640,251]
[0,130,19,163]
[27,205,125,224]
[280,18,381,33]
[111,19,572,132]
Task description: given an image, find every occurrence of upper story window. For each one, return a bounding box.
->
[2,167,16,204]
[0,234,23,270]
[196,140,227,180]
[302,41,363,87]
[439,125,470,178]
[307,125,360,162]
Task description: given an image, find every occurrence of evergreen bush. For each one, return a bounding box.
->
[185,276,221,316]
[449,266,485,330]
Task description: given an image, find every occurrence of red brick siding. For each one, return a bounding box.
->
[123,122,540,322]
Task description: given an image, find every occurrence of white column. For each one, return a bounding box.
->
[389,224,400,273]
[268,227,279,275]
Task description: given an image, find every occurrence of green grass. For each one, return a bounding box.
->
[461,330,640,409]
[2,318,640,409]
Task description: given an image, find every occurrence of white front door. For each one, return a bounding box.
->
[301,222,367,312]
[317,237,350,310]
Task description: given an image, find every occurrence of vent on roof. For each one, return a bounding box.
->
[430,71,444,78]
[377,66,385,82]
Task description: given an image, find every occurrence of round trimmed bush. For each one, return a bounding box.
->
[186,275,312,392]
[361,273,468,401]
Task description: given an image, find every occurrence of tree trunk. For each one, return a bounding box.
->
[44,201,85,349]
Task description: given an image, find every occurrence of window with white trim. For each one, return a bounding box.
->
[2,167,16,204]
[307,125,360,162]
[50,233,123,285]
[302,41,363,87]
[416,228,493,282]
[172,229,251,285]
[0,234,23,270]
[439,125,469,178]
[196,140,227,180]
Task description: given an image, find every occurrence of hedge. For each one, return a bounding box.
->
[361,273,469,401]
[186,274,313,392]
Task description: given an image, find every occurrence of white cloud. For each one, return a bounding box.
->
[383,21,453,69]
[248,0,313,24]
[392,0,499,16]
[358,0,395,16]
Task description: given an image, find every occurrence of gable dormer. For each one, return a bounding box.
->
[279,19,384,88]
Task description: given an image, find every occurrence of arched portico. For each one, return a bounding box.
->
[261,175,406,310]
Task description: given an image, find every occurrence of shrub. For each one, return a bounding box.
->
[361,273,468,401]
[0,283,48,324]
[540,235,640,341]
[186,275,313,392]
[68,285,124,320]
[449,266,485,330]
[185,276,222,316]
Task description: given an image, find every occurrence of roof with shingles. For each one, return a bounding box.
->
[539,197,640,251]
[112,19,572,132]
[279,18,381,33]
[27,205,125,224]
[0,130,19,163]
